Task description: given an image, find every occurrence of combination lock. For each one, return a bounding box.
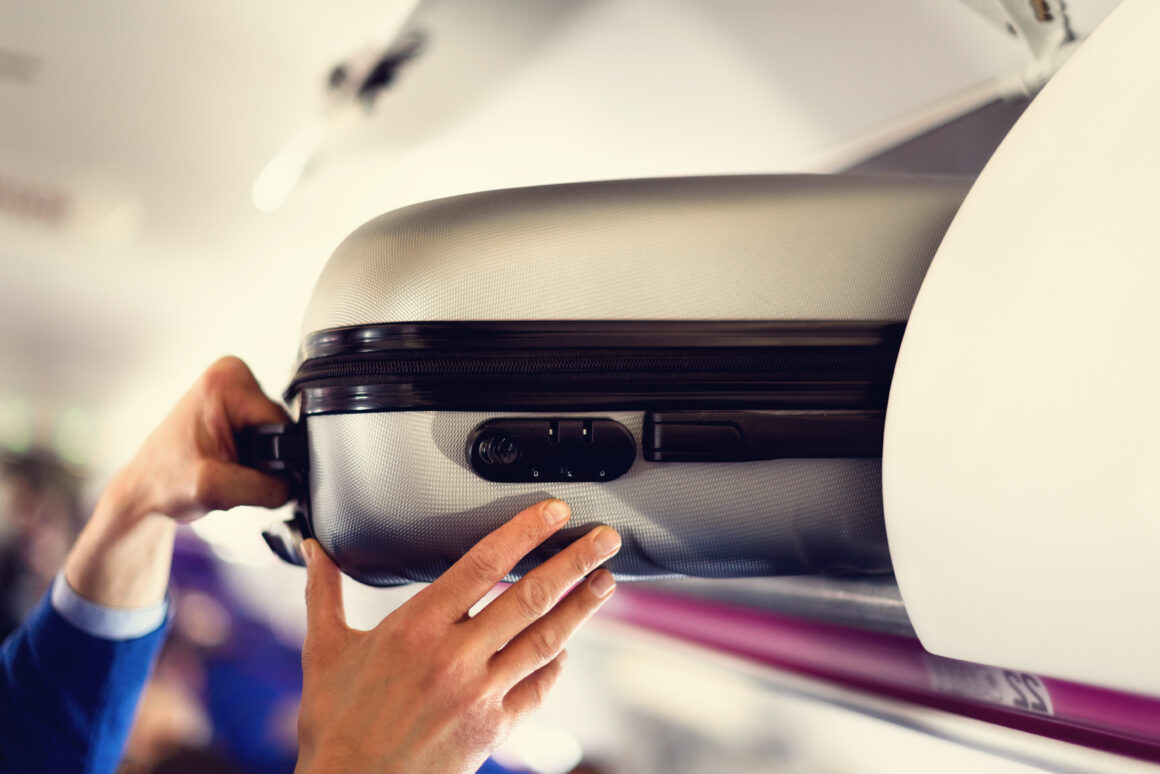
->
[466,418,636,483]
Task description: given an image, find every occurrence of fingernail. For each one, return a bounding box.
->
[301,540,314,566]
[588,570,616,599]
[543,500,570,526]
[592,526,621,557]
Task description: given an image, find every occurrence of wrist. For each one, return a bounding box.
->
[63,462,177,609]
[97,458,157,530]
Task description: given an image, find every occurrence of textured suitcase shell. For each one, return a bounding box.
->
[293,175,969,585]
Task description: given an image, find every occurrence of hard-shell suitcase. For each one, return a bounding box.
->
[245,175,968,586]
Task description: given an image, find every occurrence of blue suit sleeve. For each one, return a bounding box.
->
[0,592,167,774]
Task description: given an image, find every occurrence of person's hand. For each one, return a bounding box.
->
[295,499,620,774]
[117,355,291,523]
[64,356,292,607]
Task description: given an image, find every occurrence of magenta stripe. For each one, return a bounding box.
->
[604,588,1160,762]
[1042,678,1160,739]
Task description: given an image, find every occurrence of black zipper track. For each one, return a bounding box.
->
[290,322,905,415]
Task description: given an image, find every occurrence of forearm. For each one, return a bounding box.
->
[63,464,176,609]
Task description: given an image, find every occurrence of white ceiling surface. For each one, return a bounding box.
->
[0,0,1120,477]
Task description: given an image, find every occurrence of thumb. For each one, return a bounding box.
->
[303,539,346,639]
[200,459,291,512]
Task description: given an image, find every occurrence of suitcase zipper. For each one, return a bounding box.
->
[289,320,905,414]
[290,349,892,381]
[289,347,901,415]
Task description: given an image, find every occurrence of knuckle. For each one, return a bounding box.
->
[465,546,508,585]
[532,681,549,708]
[528,625,563,664]
[201,356,246,396]
[542,657,565,686]
[523,670,556,713]
[429,653,469,694]
[429,656,493,714]
[513,575,553,619]
[522,687,547,717]
[516,510,548,544]
[212,354,246,377]
[543,659,565,690]
[466,675,496,708]
[568,546,592,578]
[200,359,230,393]
[393,619,432,654]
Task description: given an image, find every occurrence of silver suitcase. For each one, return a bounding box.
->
[243,175,968,586]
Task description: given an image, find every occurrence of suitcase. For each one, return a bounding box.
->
[242,174,969,586]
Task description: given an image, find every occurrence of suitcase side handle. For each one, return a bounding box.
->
[235,423,308,475]
[643,411,884,462]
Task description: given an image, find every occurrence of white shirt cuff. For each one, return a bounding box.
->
[50,570,168,641]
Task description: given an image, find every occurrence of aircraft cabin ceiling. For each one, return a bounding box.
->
[0,0,1123,474]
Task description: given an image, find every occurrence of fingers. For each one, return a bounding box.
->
[489,569,616,688]
[196,357,293,513]
[303,539,347,641]
[195,459,291,512]
[503,650,568,720]
[228,383,291,430]
[206,355,291,430]
[419,500,573,618]
[473,526,620,649]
